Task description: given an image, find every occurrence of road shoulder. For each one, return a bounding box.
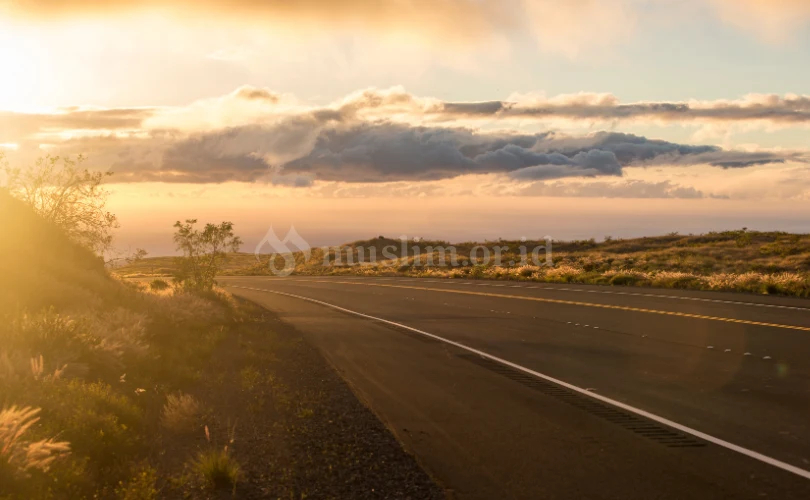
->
[160,298,444,499]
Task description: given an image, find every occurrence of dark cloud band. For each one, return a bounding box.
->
[100,122,793,184]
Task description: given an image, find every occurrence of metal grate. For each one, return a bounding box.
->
[457,353,706,449]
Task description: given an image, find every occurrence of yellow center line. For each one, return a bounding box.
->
[301,279,810,333]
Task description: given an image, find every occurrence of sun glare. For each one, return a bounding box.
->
[0,24,42,110]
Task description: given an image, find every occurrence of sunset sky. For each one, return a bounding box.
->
[1,0,809,253]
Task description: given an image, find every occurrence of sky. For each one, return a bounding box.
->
[1,0,809,254]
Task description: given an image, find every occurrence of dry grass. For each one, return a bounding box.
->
[115,230,810,296]
[192,448,241,491]
[194,231,810,297]
[191,425,241,491]
[1,190,242,497]
[0,406,70,480]
[161,393,202,433]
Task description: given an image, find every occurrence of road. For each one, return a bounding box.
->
[221,275,810,499]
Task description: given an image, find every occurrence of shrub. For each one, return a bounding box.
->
[149,279,170,292]
[193,448,240,491]
[21,379,142,474]
[172,220,242,291]
[161,393,202,433]
[115,464,157,500]
[192,427,240,491]
[1,154,118,254]
[3,311,100,377]
[609,274,644,286]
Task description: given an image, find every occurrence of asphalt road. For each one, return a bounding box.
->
[222,276,810,499]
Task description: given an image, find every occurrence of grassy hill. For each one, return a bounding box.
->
[0,190,240,498]
[1,191,443,498]
[118,230,810,297]
[0,190,114,314]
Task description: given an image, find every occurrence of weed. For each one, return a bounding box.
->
[191,426,241,491]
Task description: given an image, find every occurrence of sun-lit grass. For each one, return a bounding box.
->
[0,406,70,480]
[115,230,810,296]
[0,190,242,497]
[161,392,202,433]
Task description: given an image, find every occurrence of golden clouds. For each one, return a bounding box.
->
[1,0,510,45]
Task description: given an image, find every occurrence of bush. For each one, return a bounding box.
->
[192,448,241,490]
[29,379,142,465]
[149,279,170,292]
[172,220,242,291]
[161,393,202,433]
[115,464,157,500]
[609,274,644,286]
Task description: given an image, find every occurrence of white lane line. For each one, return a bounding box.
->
[232,284,810,482]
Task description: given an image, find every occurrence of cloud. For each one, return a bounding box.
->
[100,123,788,184]
[0,0,643,58]
[428,91,810,125]
[1,0,511,45]
[232,85,281,103]
[520,0,638,58]
[0,108,154,141]
[8,89,810,149]
[2,86,801,185]
[710,0,810,43]
[5,0,809,66]
[280,124,771,182]
[515,179,706,199]
[285,88,810,127]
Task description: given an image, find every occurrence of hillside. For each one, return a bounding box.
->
[115,230,810,297]
[0,193,440,498]
[0,189,239,497]
[0,191,114,314]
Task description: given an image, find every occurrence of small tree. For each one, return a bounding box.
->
[129,248,149,265]
[1,154,118,254]
[173,219,242,291]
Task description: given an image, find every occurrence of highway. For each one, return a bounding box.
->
[221,275,810,499]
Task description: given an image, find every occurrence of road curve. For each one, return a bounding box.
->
[222,276,810,499]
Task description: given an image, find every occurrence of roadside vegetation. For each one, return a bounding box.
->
[0,155,246,497]
[0,189,244,498]
[172,219,242,291]
[1,155,441,498]
[119,232,810,297]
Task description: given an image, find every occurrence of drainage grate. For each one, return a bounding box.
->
[457,353,706,449]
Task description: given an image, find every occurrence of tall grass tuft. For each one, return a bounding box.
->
[191,425,241,491]
[0,406,70,480]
